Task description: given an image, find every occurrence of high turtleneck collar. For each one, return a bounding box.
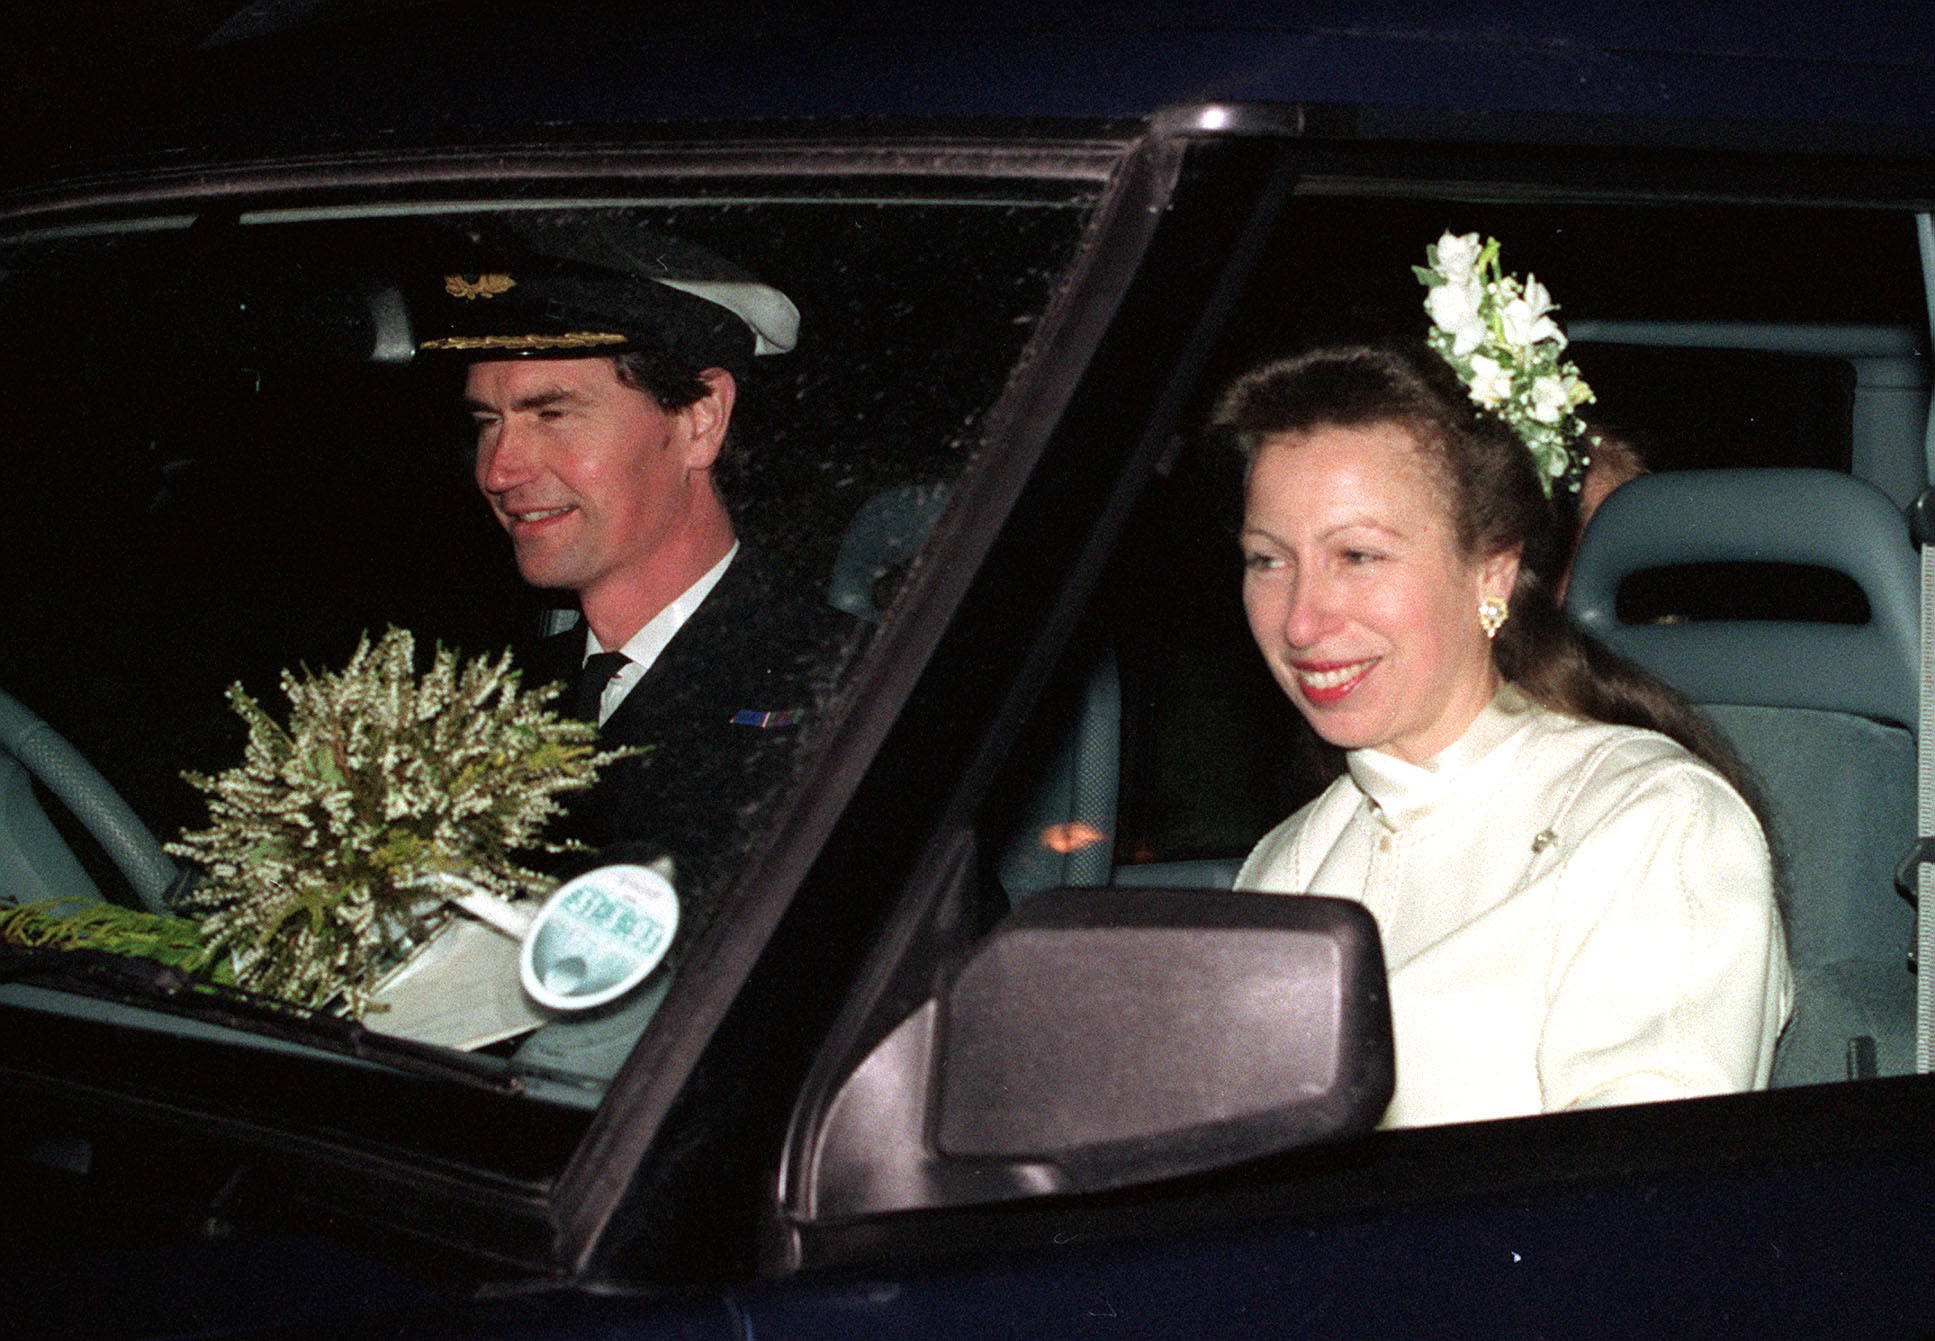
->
[1346,684,1538,827]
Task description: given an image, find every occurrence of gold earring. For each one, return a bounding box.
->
[1479,595,1508,640]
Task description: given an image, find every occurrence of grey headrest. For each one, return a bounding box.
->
[828,483,952,622]
[1565,468,1918,729]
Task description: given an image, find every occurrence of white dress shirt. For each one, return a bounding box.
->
[1237,685,1793,1129]
[584,543,738,726]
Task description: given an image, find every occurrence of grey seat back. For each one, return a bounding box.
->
[822,484,1256,903]
[1565,467,1919,1086]
[825,483,1126,898]
[996,650,1122,899]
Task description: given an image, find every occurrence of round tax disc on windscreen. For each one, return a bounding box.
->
[519,864,679,1012]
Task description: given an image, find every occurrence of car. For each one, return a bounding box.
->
[1,1,1933,1334]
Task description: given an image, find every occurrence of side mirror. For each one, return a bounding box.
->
[798,888,1392,1221]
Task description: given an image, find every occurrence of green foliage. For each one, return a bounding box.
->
[0,898,230,981]
[168,628,632,1016]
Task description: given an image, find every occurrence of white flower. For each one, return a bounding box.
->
[1425,277,1488,356]
[1467,354,1512,407]
[1414,234,1594,497]
[1433,231,1484,284]
[169,628,635,1016]
[1501,275,1563,350]
[1529,374,1570,424]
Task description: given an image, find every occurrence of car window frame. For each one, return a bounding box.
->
[0,126,1150,1279]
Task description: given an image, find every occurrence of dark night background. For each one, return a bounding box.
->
[0,1,431,135]
[0,1,232,131]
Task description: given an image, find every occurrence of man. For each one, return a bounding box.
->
[420,236,852,918]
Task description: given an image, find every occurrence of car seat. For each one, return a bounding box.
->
[1565,467,1919,1086]
[822,481,1114,893]
[828,483,1245,903]
[826,481,953,623]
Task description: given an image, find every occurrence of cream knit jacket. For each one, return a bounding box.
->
[1237,686,1793,1129]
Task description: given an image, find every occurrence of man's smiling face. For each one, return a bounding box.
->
[468,356,710,608]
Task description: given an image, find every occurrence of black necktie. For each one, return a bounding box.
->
[572,651,632,723]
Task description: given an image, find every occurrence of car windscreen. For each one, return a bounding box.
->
[0,186,1097,1168]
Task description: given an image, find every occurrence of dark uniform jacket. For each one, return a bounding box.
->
[522,547,855,928]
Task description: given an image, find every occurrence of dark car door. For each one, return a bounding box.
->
[725,125,1935,1335]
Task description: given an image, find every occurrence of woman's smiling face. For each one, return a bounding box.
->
[1240,420,1518,765]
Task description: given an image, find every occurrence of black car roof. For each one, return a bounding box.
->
[18,0,1935,174]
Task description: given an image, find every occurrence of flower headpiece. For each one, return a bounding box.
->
[1414,232,1594,497]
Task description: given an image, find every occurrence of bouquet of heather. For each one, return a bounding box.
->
[169,628,631,1016]
[1414,231,1596,497]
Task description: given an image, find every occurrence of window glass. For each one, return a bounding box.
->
[985,192,1925,1122]
[1103,195,1926,872]
[0,188,1096,1161]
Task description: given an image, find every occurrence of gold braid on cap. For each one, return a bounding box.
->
[418,332,628,352]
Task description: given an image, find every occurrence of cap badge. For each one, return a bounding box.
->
[445,273,517,301]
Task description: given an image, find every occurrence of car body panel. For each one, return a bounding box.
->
[0,2,1932,1335]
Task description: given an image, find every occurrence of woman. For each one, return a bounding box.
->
[1220,314,1792,1128]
